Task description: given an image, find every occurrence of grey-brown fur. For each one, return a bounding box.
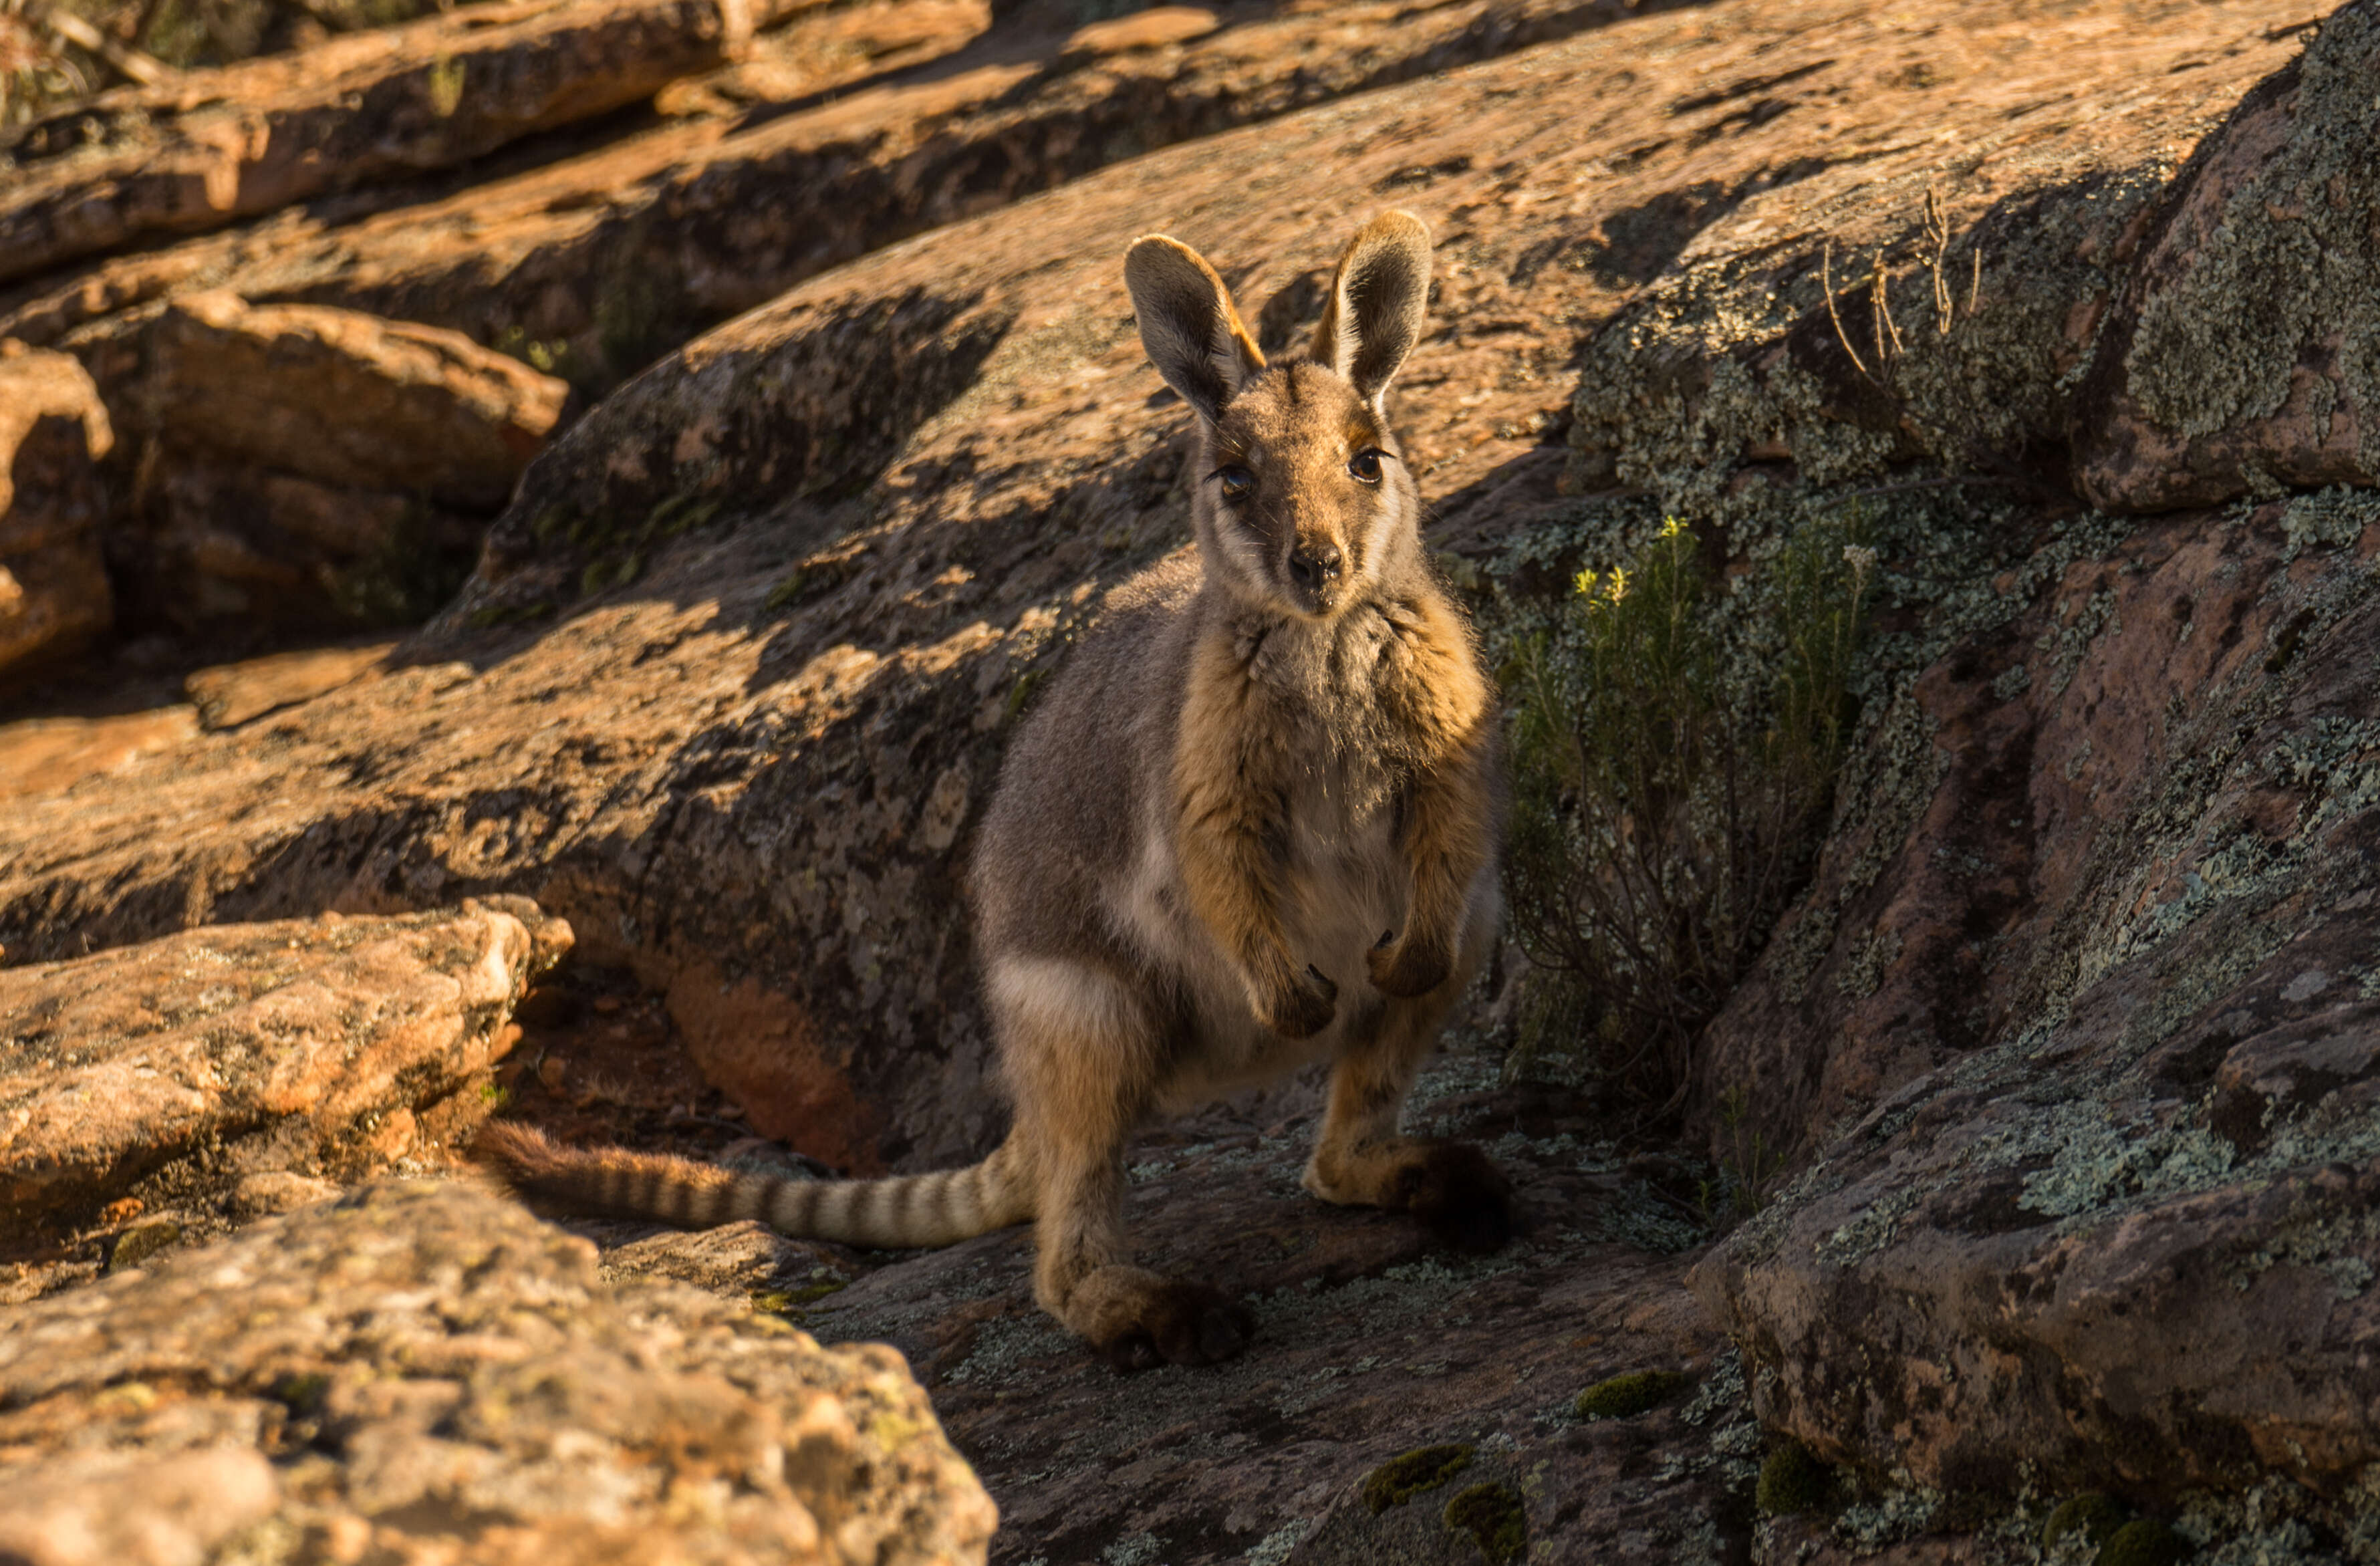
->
[477,211,1511,1369]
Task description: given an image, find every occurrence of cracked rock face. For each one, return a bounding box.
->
[0,898,569,1235]
[0,1179,997,1566]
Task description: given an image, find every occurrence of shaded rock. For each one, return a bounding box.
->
[88,291,566,635]
[0,344,113,681]
[0,0,796,289]
[2074,2,2380,511]
[0,898,570,1227]
[0,1178,997,1566]
[140,291,567,508]
[1689,492,2380,1512]
[775,1063,1748,1565]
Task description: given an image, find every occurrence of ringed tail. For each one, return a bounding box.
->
[471,1122,1033,1248]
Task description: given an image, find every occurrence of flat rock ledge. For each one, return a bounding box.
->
[0,1179,996,1566]
[0,898,571,1233]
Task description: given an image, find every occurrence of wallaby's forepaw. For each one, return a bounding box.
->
[1095,1280,1257,1372]
[1396,1142,1514,1253]
[1261,964,1339,1040]
[1367,928,1453,999]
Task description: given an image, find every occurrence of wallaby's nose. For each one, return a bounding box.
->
[1289,542,1344,594]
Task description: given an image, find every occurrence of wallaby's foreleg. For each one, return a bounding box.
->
[993,957,1257,1369]
[1174,638,1338,1039]
[1307,914,1512,1253]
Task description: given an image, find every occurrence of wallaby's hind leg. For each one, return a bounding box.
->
[1303,926,1512,1253]
[992,958,1257,1370]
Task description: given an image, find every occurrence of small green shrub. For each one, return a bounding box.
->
[1504,513,1873,1115]
[2042,1492,2129,1553]
[1575,1367,1693,1420]
[1361,1444,1473,1513]
[1441,1481,1527,1566]
[1755,1437,1834,1516]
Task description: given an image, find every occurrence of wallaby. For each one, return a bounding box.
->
[477,210,1510,1369]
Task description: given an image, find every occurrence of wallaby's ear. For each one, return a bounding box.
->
[1125,235,1265,425]
[1311,210,1432,410]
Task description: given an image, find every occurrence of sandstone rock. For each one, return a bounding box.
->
[0,345,113,681]
[0,0,800,290]
[0,898,570,1227]
[2,0,1694,396]
[85,292,566,635]
[2072,1,2380,512]
[140,291,567,508]
[0,705,199,801]
[182,639,395,731]
[0,1178,997,1566]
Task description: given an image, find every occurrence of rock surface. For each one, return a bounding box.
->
[0,0,795,289]
[2,0,2379,1557]
[0,898,568,1233]
[0,346,114,681]
[2073,3,2380,511]
[0,1178,997,1566]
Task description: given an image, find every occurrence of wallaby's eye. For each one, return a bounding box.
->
[1215,466,1256,501]
[1348,448,1385,485]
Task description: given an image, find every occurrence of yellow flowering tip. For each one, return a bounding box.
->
[1660,516,1687,540]
[1607,568,1629,602]
[1574,569,1599,597]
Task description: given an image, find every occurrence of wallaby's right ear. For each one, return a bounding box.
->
[1124,235,1265,425]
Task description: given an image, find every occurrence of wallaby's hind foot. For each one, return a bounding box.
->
[1305,1134,1516,1255]
[1393,1140,1514,1253]
[1063,1264,1257,1372]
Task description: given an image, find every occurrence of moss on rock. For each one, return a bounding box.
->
[2043,1492,2129,1553]
[1575,1367,1694,1420]
[1440,1480,1527,1566]
[1755,1437,1833,1516]
[1360,1444,1473,1514]
[2097,1519,2190,1566]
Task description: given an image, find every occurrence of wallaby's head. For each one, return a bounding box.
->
[1125,212,1432,620]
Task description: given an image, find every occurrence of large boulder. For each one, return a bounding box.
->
[0,344,112,681]
[0,1178,997,1566]
[0,898,569,1234]
[2073,2,2380,511]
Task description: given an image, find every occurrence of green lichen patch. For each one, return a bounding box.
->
[1440,1480,1527,1566]
[1575,1367,1694,1420]
[1360,1444,1473,1513]
[2044,1492,2129,1553]
[2097,1519,2190,1566]
[1756,1437,1833,1516]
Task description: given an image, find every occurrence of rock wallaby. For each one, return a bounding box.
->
[477,210,1512,1369]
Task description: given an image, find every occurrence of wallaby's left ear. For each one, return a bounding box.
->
[1311,210,1432,410]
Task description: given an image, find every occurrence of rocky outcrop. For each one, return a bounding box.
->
[0,346,112,681]
[1689,487,2380,1503]
[1,0,1694,398]
[0,1178,997,1566]
[0,899,568,1233]
[0,0,799,289]
[2073,3,2380,511]
[3,0,2379,1556]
